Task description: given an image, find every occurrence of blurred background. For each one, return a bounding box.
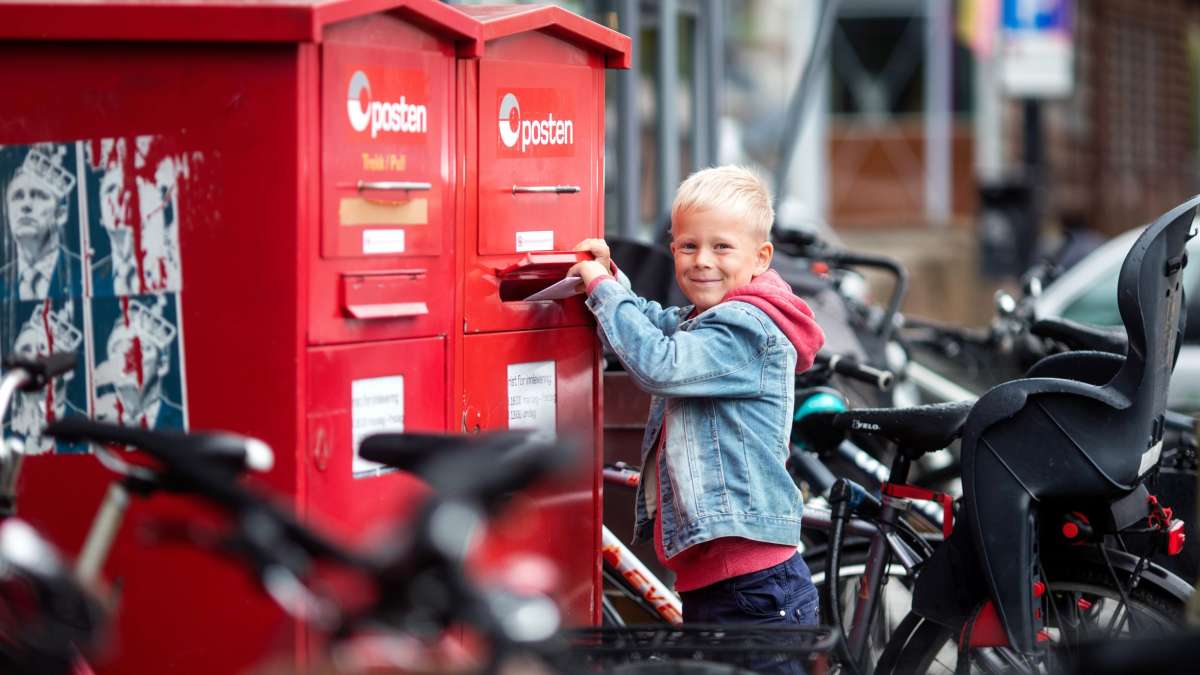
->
[449,0,1200,327]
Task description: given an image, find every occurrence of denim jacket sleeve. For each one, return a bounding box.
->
[585,277,771,398]
[593,268,690,355]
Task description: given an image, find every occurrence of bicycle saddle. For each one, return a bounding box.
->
[46,417,273,476]
[1031,316,1128,354]
[796,400,973,455]
[359,431,533,472]
[360,431,574,510]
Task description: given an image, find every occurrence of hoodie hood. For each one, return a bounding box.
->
[722,269,824,372]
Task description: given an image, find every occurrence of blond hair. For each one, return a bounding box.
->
[670,165,775,242]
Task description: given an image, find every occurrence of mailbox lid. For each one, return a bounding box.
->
[306,336,447,538]
[321,38,451,261]
[459,326,600,625]
[462,4,630,69]
[0,0,483,50]
[310,12,457,345]
[461,49,603,334]
[476,58,598,258]
[459,4,628,336]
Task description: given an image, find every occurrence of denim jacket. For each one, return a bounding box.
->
[586,277,804,557]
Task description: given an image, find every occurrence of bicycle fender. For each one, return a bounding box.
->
[1042,546,1194,605]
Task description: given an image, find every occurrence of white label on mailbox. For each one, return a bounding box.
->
[515,230,554,252]
[351,375,404,478]
[507,361,556,434]
[363,229,406,254]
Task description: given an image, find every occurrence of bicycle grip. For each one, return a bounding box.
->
[814,352,894,392]
[5,352,77,391]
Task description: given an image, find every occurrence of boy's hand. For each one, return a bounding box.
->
[573,238,613,274]
[568,260,611,293]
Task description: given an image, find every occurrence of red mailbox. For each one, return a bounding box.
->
[453,6,630,626]
[0,2,481,673]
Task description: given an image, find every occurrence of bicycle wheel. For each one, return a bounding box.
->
[873,556,1185,674]
[807,548,914,670]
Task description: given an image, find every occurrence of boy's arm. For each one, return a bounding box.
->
[585,261,688,335]
[585,278,769,398]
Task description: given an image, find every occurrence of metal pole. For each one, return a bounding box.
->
[704,0,723,165]
[1023,98,1043,271]
[656,0,680,219]
[974,38,1003,182]
[616,0,640,238]
[924,0,952,225]
[773,0,840,210]
[691,13,708,171]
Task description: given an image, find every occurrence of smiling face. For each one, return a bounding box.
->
[671,208,773,314]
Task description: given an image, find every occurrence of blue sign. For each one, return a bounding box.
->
[1002,0,1071,32]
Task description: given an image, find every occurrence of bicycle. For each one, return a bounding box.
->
[807,198,1200,674]
[47,419,838,674]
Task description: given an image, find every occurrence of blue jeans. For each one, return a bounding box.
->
[680,553,818,674]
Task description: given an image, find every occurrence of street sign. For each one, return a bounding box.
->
[1001,0,1074,98]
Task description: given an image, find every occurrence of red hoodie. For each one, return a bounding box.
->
[654,269,825,592]
[722,269,825,372]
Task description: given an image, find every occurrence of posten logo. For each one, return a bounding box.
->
[498,91,575,154]
[347,70,428,139]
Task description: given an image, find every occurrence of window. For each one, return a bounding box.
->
[1060,240,1200,344]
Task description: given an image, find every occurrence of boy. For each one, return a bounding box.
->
[569,166,825,640]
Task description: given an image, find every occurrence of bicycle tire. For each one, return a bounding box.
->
[872,555,1185,674]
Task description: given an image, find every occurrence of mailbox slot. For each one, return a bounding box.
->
[311,25,457,345]
[341,270,431,319]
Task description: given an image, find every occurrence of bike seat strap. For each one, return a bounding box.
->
[1031,316,1127,355]
[800,400,974,455]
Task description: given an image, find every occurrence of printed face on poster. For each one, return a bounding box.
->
[83,137,183,298]
[91,294,186,431]
[0,143,85,302]
[0,138,191,453]
[0,298,89,454]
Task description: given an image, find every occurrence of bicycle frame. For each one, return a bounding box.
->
[601,525,683,625]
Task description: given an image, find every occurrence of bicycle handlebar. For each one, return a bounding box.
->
[773,231,909,344]
[813,352,894,392]
[4,352,76,393]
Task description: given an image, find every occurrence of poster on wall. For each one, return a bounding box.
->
[0,298,89,454]
[83,136,183,298]
[90,294,187,431]
[0,136,192,452]
[0,143,85,301]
